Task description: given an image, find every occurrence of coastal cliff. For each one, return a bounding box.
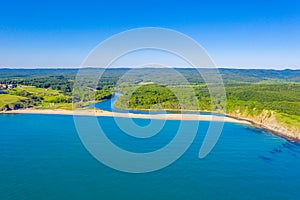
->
[228,110,300,141]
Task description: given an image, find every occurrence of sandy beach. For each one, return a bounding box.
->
[1,108,251,124]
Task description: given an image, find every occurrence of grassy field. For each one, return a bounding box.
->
[0,94,27,109]
[39,102,73,110]
[8,86,60,96]
[0,86,73,110]
[275,113,300,130]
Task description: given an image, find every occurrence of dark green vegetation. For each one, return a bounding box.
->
[0,68,299,135]
[0,68,121,109]
[115,84,181,110]
[225,83,300,116]
[116,82,300,115]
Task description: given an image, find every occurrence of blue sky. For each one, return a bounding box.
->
[0,0,299,69]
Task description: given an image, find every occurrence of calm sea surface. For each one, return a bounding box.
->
[1,113,300,199]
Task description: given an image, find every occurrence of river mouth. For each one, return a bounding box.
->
[93,92,168,115]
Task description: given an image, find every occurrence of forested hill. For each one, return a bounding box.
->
[0,68,299,83]
[219,68,300,82]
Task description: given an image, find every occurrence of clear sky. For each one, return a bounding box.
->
[0,0,299,69]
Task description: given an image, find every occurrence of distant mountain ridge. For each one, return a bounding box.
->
[0,68,299,83]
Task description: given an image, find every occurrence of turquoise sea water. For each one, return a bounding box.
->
[1,113,300,199]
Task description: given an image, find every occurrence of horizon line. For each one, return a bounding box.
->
[0,66,299,71]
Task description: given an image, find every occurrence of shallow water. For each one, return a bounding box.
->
[1,114,300,199]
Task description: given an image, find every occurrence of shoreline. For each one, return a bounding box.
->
[226,114,299,142]
[1,108,250,124]
[2,108,298,142]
